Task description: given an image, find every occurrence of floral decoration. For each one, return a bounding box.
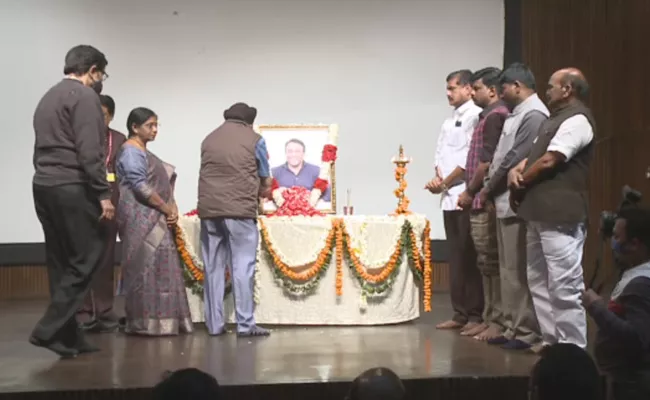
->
[176,211,432,311]
[270,187,324,217]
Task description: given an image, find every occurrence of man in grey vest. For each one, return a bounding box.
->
[198,102,272,337]
[509,68,595,349]
[478,63,548,351]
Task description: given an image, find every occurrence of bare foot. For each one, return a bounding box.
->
[436,320,465,330]
[460,322,488,336]
[474,325,502,341]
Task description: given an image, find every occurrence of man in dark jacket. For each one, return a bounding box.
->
[198,103,272,337]
[31,45,114,358]
[583,207,650,399]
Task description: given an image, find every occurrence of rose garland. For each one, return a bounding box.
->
[270,124,338,209]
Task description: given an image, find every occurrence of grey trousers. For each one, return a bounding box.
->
[497,216,540,344]
[200,217,259,335]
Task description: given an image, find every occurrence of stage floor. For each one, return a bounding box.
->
[0,294,538,396]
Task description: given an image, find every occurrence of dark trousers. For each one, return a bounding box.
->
[443,209,483,324]
[32,183,107,345]
[77,185,119,324]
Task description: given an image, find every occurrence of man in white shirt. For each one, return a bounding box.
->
[509,68,594,349]
[427,70,484,333]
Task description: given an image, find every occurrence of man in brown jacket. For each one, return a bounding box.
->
[198,103,272,337]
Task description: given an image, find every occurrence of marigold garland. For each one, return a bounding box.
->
[335,222,344,296]
[259,218,337,281]
[339,221,402,285]
[176,212,432,310]
[174,225,204,283]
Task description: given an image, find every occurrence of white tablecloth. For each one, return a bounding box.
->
[178,215,429,325]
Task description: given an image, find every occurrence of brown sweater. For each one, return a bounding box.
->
[32,79,110,200]
[198,120,262,219]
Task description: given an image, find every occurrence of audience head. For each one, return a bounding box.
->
[346,367,405,400]
[529,343,601,400]
[126,107,158,143]
[470,67,502,109]
[63,45,108,94]
[446,69,473,108]
[152,368,221,400]
[223,102,257,125]
[99,95,115,128]
[499,62,536,108]
[546,67,589,110]
[612,206,650,269]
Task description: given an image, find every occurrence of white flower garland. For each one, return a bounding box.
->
[268,124,339,208]
[259,215,333,266]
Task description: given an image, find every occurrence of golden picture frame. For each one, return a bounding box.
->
[254,124,338,215]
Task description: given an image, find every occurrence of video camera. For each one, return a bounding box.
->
[599,185,642,238]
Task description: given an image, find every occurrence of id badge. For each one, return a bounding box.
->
[107,173,116,183]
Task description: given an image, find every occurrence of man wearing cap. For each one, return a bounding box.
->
[198,102,272,337]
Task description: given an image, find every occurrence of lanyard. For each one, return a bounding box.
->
[105,130,113,166]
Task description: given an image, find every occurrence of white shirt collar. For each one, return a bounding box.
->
[611,260,650,299]
[512,93,539,115]
[453,100,475,118]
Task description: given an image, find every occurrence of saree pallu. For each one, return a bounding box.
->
[117,149,193,336]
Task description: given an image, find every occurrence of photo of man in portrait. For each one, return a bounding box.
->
[271,138,331,201]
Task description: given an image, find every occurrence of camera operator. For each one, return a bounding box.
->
[582,207,650,400]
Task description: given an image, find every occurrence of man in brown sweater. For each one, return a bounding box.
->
[198,103,272,337]
[31,45,114,358]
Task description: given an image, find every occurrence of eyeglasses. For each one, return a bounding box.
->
[101,72,110,81]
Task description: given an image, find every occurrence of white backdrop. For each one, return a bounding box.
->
[0,0,504,243]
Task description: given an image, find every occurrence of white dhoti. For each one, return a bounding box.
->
[526,221,587,348]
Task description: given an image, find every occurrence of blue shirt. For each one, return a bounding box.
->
[271,162,331,201]
[255,138,270,178]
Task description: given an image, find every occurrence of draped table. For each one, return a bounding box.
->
[175,214,432,325]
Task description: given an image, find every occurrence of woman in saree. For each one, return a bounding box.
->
[116,107,193,336]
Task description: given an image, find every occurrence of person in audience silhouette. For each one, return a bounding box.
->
[346,367,405,400]
[528,343,602,400]
[153,368,222,400]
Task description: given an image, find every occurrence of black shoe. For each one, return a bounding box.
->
[87,320,119,334]
[29,336,78,359]
[76,338,101,354]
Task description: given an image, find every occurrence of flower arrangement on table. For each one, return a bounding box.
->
[174,212,433,311]
[268,125,338,216]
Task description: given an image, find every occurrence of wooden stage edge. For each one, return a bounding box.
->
[0,294,536,400]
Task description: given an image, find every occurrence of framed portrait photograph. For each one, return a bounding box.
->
[255,124,338,214]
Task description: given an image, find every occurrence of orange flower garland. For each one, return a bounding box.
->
[335,221,344,296]
[259,218,338,281]
[174,224,204,283]
[340,221,402,284]
[422,221,432,312]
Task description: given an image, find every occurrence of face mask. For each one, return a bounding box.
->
[611,238,626,254]
[92,79,103,94]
